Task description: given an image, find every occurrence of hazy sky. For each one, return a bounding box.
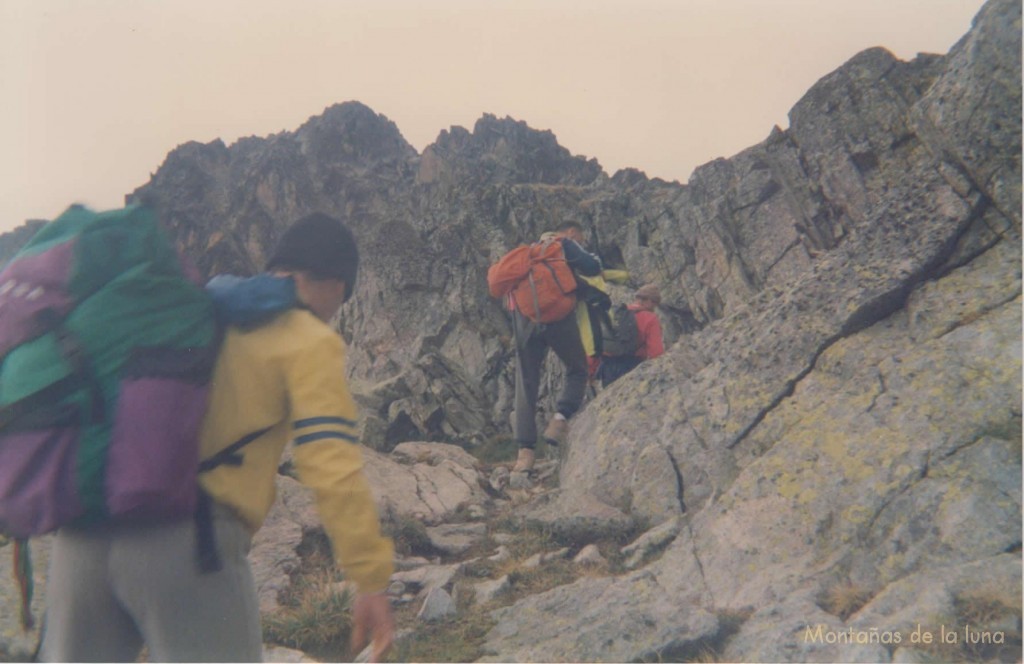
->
[0,0,986,234]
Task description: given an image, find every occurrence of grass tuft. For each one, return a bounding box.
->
[820,581,872,620]
[383,513,435,557]
[466,434,518,465]
[392,611,495,663]
[953,592,1022,663]
[686,645,721,663]
[955,593,1014,627]
[262,570,354,658]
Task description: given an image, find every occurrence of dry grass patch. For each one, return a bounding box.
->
[506,559,579,599]
[953,592,1022,663]
[820,581,873,620]
[389,578,496,663]
[685,645,722,663]
[468,434,518,465]
[382,513,435,557]
[392,611,496,663]
[262,569,354,659]
[955,592,1017,628]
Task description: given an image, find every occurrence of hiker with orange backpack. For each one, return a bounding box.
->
[487,221,602,473]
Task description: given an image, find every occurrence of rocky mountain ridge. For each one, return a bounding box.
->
[0,0,1019,661]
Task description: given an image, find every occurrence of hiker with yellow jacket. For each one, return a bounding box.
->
[41,214,394,662]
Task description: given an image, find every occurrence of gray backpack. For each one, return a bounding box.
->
[600,304,640,357]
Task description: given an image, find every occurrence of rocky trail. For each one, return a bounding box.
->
[0,440,681,663]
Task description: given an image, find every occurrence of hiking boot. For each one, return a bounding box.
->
[543,417,568,446]
[511,448,535,473]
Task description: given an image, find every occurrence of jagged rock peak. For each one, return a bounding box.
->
[295,101,417,163]
[156,138,230,173]
[420,113,604,186]
[149,102,416,181]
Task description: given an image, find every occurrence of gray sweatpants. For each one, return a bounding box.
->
[513,312,589,449]
[39,504,262,663]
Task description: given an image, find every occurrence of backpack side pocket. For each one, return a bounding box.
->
[0,406,84,537]
[105,346,214,521]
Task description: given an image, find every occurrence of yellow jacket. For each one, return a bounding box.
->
[198,308,393,593]
[575,270,630,356]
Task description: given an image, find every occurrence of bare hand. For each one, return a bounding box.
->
[351,592,394,662]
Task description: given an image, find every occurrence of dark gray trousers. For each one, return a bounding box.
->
[513,311,589,449]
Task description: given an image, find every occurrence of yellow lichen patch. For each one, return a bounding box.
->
[776,472,802,500]
[875,550,908,585]
[839,504,874,536]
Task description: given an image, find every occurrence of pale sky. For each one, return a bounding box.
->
[0,0,986,234]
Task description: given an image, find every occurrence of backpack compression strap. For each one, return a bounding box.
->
[198,425,274,473]
[0,311,103,432]
[520,238,576,324]
[192,425,274,573]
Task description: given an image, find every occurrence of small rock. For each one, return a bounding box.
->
[417,587,456,622]
[263,645,317,662]
[622,517,682,569]
[492,533,515,545]
[522,547,570,569]
[426,522,488,556]
[387,581,406,596]
[488,545,512,563]
[391,563,462,594]
[467,504,487,520]
[474,575,512,605]
[509,472,532,490]
[522,552,543,569]
[573,544,606,566]
[533,460,559,482]
[623,551,644,570]
[391,442,480,469]
[394,555,431,571]
[490,466,510,492]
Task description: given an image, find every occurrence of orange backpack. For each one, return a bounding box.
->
[487,237,578,323]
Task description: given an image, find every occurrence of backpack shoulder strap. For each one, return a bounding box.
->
[193,421,274,574]
[197,424,274,473]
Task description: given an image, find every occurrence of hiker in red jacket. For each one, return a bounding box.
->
[597,283,665,386]
[632,283,665,360]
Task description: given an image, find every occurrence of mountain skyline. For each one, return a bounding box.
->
[0,0,985,233]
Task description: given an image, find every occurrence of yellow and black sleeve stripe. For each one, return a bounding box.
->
[292,416,358,445]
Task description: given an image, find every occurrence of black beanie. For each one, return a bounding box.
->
[266,213,359,302]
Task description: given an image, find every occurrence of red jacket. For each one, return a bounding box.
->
[628,303,664,360]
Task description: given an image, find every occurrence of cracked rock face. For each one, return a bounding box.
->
[484,0,1021,661]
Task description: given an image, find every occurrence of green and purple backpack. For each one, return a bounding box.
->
[0,204,219,542]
